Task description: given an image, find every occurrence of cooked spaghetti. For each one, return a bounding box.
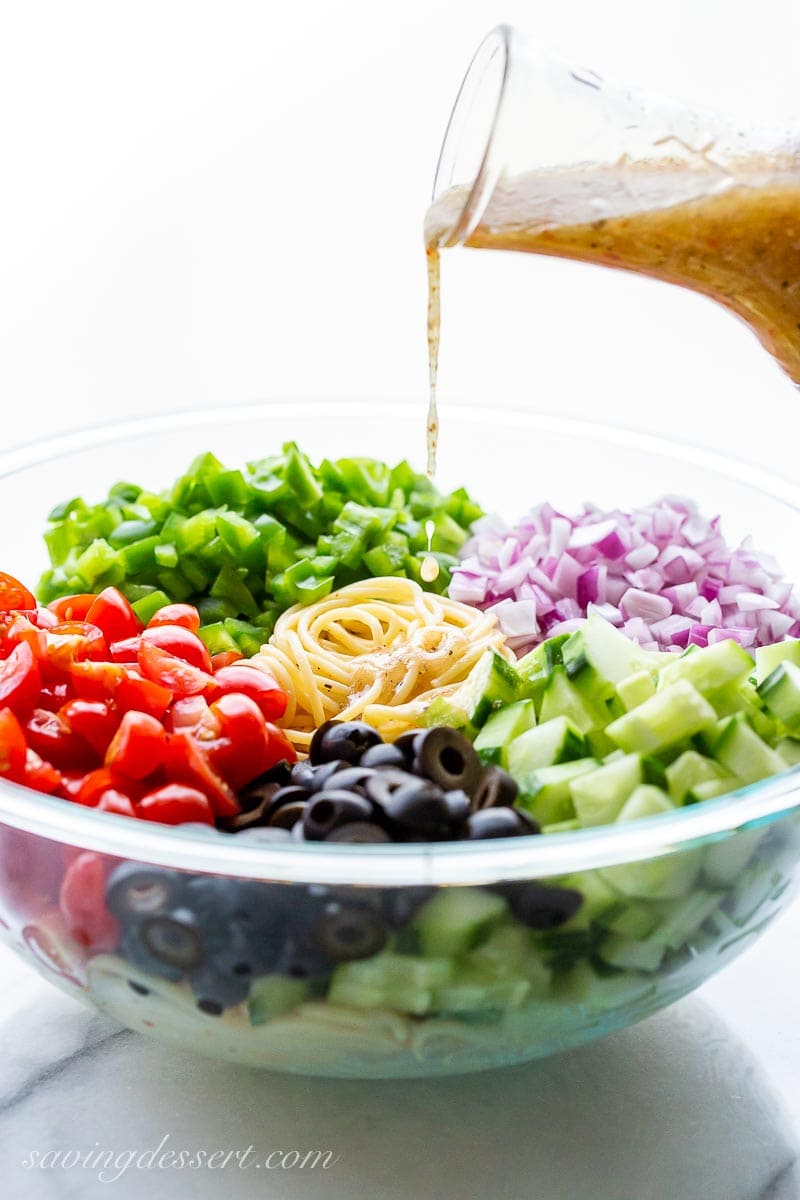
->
[252,577,510,752]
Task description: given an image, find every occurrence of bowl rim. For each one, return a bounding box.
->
[2,398,800,887]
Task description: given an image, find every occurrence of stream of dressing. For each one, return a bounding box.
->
[420,246,442,583]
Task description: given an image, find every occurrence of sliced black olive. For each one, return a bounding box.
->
[268,800,307,830]
[312,902,389,961]
[269,784,312,810]
[414,727,482,796]
[324,765,376,793]
[308,759,350,791]
[360,743,407,769]
[290,760,316,790]
[302,790,375,840]
[464,808,540,839]
[443,788,471,827]
[472,766,519,810]
[392,730,424,765]
[106,864,184,919]
[326,821,392,844]
[238,760,293,808]
[190,963,251,1010]
[308,720,382,765]
[363,767,415,808]
[383,780,451,838]
[140,909,204,969]
[220,782,281,831]
[501,882,583,929]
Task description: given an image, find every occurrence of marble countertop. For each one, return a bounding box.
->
[0,905,799,1200]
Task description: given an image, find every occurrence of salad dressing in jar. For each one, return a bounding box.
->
[426,27,800,384]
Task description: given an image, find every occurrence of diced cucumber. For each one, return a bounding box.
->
[703,827,764,888]
[755,638,800,685]
[616,784,674,823]
[248,975,309,1025]
[465,925,553,997]
[725,857,783,927]
[506,717,586,779]
[597,933,666,972]
[516,635,569,710]
[539,667,607,733]
[711,713,787,784]
[758,661,800,735]
[541,818,582,834]
[606,679,717,754]
[600,899,665,939]
[473,699,537,766]
[569,754,642,827]
[553,870,619,929]
[562,615,651,704]
[515,758,598,825]
[328,953,454,1015]
[434,967,531,1013]
[658,639,754,696]
[600,847,703,899]
[617,669,657,711]
[685,777,736,804]
[645,888,724,950]
[413,888,508,958]
[423,650,520,731]
[665,749,729,805]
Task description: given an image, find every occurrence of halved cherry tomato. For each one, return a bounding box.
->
[71,766,115,807]
[210,650,244,670]
[47,594,96,622]
[115,671,173,719]
[37,682,72,712]
[164,732,239,817]
[46,622,107,670]
[0,572,36,613]
[211,664,288,721]
[138,641,214,698]
[205,693,272,790]
[69,659,128,701]
[30,607,59,630]
[0,642,42,717]
[137,783,213,825]
[105,710,166,780]
[60,699,120,757]
[23,748,62,794]
[1,614,47,661]
[97,789,137,818]
[165,694,218,734]
[140,625,213,672]
[265,721,297,768]
[25,708,97,770]
[147,604,201,635]
[58,851,118,951]
[86,587,140,644]
[109,636,140,664]
[0,708,27,781]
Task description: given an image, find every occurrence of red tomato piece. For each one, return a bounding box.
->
[211,664,288,722]
[23,748,62,794]
[165,694,214,733]
[138,641,214,698]
[137,783,214,826]
[1,614,48,661]
[105,710,166,780]
[25,708,97,771]
[147,604,201,635]
[115,671,173,719]
[0,642,42,717]
[265,721,297,768]
[86,587,140,644]
[47,594,96,622]
[58,851,118,951]
[97,789,137,818]
[205,692,273,790]
[71,766,115,807]
[60,698,121,757]
[30,607,59,630]
[0,572,36,613]
[210,650,244,670]
[164,732,239,818]
[140,625,212,672]
[109,636,141,664]
[0,708,27,781]
[37,682,72,712]
[69,659,127,701]
[46,622,107,670]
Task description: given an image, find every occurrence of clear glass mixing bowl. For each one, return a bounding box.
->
[1,401,799,1078]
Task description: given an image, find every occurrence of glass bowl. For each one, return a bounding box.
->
[1,401,799,1079]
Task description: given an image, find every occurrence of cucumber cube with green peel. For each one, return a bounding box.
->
[569,754,643,827]
[606,679,718,754]
[515,758,598,826]
[248,976,309,1025]
[711,713,787,784]
[474,699,537,766]
[328,954,454,1015]
[422,649,521,731]
[617,669,657,711]
[413,888,508,958]
[434,968,532,1013]
[755,637,800,685]
[776,736,800,766]
[657,638,755,695]
[539,667,608,733]
[757,661,800,734]
[506,716,586,780]
[562,615,652,702]
[703,827,765,889]
[597,933,666,973]
[685,777,737,804]
[665,749,730,805]
[600,846,703,899]
[615,783,675,824]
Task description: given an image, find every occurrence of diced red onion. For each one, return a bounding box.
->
[450,495,800,656]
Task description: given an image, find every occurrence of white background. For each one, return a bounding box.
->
[3,0,800,480]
